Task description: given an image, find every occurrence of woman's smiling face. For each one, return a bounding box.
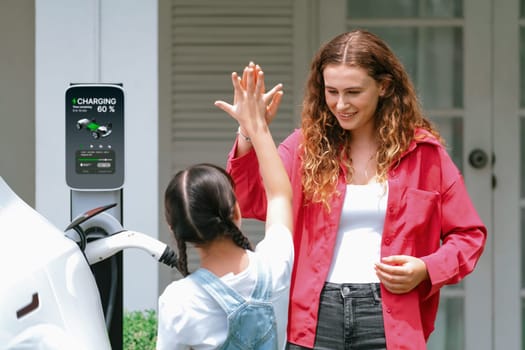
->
[323,64,384,135]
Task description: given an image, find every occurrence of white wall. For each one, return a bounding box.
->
[35,0,160,311]
[157,0,174,291]
[0,0,35,206]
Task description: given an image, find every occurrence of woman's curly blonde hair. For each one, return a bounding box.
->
[301,29,442,209]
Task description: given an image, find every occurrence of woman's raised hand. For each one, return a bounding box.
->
[215,62,283,134]
[249,63,283,125]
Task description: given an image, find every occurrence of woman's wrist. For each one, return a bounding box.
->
[237,126,251,143]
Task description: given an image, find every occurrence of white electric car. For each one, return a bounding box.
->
[0,177,177,349]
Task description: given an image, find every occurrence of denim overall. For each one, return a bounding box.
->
[191,258,278,350]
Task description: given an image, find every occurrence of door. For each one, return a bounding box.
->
[320,0,496,349]
[493,0,522,349]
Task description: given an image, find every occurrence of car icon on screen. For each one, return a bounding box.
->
[76,118,112,139]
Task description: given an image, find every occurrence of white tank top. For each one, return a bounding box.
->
[326,181,389,283]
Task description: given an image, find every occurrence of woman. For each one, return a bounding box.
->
[226,30,487,349]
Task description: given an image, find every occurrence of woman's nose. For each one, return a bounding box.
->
[337,97,348,110]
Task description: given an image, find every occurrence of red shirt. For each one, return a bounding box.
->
[227,128,487,349]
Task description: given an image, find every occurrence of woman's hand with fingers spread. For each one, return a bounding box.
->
[374,255,429,294]
[254,63,284,125]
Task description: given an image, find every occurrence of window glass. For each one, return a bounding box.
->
[521,119,525,199]
[427,298,465,350]
[432,117,463,172]
[347,26,463,109]
[522,206,525,288]
[347,0,462,18]
[520,27,525,108]
[522,291,525,350]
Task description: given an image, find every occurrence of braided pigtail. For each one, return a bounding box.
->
[174,237,190,277]
[224,220,253,251]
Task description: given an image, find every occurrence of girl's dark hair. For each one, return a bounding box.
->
[164,163,253,276]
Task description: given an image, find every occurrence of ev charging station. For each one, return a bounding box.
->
[65,83,125,350]
[0,94,176,348]
[0,84,174,348]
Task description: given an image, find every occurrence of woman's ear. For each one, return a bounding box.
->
[379,82,387,97]
[378,78,390,97]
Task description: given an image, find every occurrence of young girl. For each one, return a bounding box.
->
[156,65,293,349]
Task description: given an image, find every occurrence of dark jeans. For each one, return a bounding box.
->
[286,282,386,350]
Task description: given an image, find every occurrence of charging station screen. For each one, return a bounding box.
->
[66,84,124,190]
[76,150,115,174]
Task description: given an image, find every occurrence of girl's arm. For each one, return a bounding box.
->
[215,63,292,233]
[230,63,283,159]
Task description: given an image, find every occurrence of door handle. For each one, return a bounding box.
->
[468,149,489,169]
[16,292,39,319]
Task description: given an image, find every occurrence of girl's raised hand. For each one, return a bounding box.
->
[214,64,283,137]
